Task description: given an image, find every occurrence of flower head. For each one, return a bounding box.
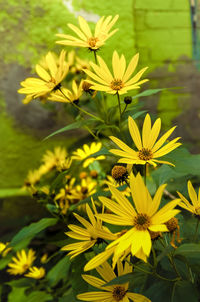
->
[18,50,69,102]
[49,80,83,104]
[110,114,181,167]
[96,173,180,264]
[177,180,200,217]
[72,142,105,168]
[77,260,151,302]
[7,249,36,275]
[61,200,117,258]
[42,147,70,172]
[84,51,148,95]
[25,266,45,279]
[56,15,119,51]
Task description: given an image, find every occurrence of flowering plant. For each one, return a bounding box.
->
[1,14,200,302]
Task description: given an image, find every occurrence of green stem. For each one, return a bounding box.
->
[59,88,103,122]
[121,103,128,117]
[193,218,200,242]
[93,51,98,64]
[143,164,147,185]
[116,92,122,126]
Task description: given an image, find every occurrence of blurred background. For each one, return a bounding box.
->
[0,0,200,237]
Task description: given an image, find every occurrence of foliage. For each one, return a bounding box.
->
[1,13,200,302]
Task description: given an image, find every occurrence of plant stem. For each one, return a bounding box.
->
[121,104,128,117]
[93,51,98,64]
[193,218,200,242]
[143,164,147,185]
[116,92,122,124]
[58,88,103,122]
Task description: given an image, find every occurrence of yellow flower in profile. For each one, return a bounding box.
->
[72,142,105,168]
[96,173,180,263]
[177,181,200,216]
[18,50,69,102]
[49,80,83,104]
[77,260,151,302]
[7,249,36,275]
[56,15,119,51]
[0,242,11,257]
[84,51,148,95]
[61,201,117,258]
[25,266,45,279]
[103,175,131,198]
[110,114,181,167]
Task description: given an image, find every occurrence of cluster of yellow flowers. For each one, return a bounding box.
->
[16,14,200,302]
[5,249,45,279]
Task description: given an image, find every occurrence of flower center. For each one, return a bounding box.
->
[165,217,178,232]
[110,79,124,91]
[112,286,126,301]
[134,213,151,230]
[22,264,29,272]
[111,165,128,184]
[88,37,99,48]
[138,148,153,161]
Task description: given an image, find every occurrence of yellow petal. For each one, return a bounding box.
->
[128,116,142,150]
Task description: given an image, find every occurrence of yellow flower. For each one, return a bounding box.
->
[77,260,151,302]
[103,175,131,198]
[72,142,105,168]
[0,242,11,257]
[61,200,117,258]
[7,249,36,275]
[18,50,69,102]
[25,266,45,279]
[40,253,48,264]
[71,56,90,74]
[49,80,83,103]
[96,173,180,264]
[84,51,148,95]
[110,114,181,167]
[42,147,71,172]
[177,180,200,216]
[68,177,97,205]
[56,15,119,51]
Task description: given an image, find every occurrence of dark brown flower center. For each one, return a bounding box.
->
[88,37,99,48]
[110,79,124,91]
[134,213,151,230]
[111,165,128,184]
[112,286,126,301]
[165,217,178,232]
[138,148,153,161]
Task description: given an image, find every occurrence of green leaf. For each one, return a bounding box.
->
[132,88,166,99]
[174,243,200,259]
[171,280,199,302]
[8,287,27,302]
[10,218,58,250]
[26,291,53,302]
[59,288,79,302]
[46,256,71,286]
[0,253,13,269]
[102,273,134,287]
[6,278,34,288]
[0,188,29,198]
[44,119,95,140]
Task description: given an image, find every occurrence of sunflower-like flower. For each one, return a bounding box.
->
[72,142,105,168]
[18,50,69,103]
[25,266,45,279]
[68,177,97,205]
[56,15,119,51]
[49,80,83,104]
[61,201,117,258]
[110,114,181,167]
[7,249,36,275]
[42,147,70,172]
[95,173,180,264]
[77,260,151,302]
[84,51,148,95]
[177,181,200,217]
